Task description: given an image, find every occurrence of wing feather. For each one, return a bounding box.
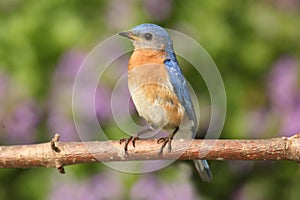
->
[164,58,197,136]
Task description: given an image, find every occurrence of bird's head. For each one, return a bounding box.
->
[119,23,174,52]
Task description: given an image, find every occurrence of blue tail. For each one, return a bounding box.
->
[193,160,213,182]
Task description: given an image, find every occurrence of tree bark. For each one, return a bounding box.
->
[1,134,300,173]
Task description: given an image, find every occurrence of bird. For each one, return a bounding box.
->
[119,23,212,182]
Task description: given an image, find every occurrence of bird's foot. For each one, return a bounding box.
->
[157,135,173,156]
[119,136,139,155]
[119,128,152,156]
[157,127,179,156]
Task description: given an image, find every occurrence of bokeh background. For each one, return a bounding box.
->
[1,0,300,199]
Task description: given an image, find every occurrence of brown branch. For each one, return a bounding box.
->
[1,134,300,171]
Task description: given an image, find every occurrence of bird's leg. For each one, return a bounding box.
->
[119,136,134,154]
[157,127,179,156]
[119,128,152,154]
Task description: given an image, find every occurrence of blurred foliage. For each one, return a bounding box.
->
[0,0,300,200]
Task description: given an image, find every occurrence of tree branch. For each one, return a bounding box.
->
[1,134,300,172]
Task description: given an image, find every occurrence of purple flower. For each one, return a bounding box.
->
[275,0,300,10]
[4,100,39,144]
[48,50,87,141]
[49,170,123,200]
[48,49,128,141]
[246,56,300,137]
[144,0,173,21]
[105,0,134,30]
[267,56,300,136]
[56,50,87,79]
[130,173,199,200]
[95,86,113,123]
[281,105,300,136]
[131,175,165,200]
[267,56,298,111]
[0,72,40,144]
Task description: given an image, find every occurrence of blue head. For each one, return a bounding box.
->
[119,24,174,53]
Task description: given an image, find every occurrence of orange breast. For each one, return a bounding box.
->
[127,49,185,130]
[128,49,166,71]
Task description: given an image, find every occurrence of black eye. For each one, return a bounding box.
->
[144,33,153,41]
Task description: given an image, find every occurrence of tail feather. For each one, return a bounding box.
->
[193,160,213,182]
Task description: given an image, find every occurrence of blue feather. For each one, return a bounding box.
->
[164,56,197,135]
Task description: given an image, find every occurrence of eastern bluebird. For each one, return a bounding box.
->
[119,23,212,182]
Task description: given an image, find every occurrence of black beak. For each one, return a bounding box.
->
[119,31,136,40]
[119,31,130,38]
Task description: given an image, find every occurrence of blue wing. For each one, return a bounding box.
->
[164,57,197,135]
[165,56,212,182]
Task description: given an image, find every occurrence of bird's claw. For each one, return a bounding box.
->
[119,136,139,155]
[157,136,173,156]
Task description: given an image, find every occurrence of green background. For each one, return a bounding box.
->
[0,0,299,199]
